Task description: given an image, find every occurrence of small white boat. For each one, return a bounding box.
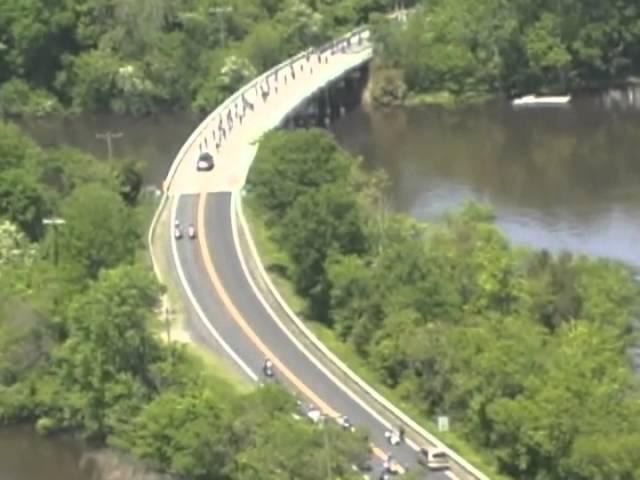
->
[512,94,571,107]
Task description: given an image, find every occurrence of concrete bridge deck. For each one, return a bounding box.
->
[167,31,372,195]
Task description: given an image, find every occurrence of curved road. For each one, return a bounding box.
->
[161,24,458,480]
[173,193,450,479]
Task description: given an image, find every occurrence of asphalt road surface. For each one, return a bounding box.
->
[171,192,450,480]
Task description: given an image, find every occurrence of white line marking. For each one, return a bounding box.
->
[170,195,258,382]
[229,192,419,448]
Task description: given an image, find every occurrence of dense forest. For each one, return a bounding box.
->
[0,0,398,116]
[247,128,640,480]
[370,0,640,104]
[0,122,372,479]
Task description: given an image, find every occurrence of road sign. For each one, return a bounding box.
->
[437,416,449,432]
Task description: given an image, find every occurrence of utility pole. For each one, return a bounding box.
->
[43,217,66,266]
[378,192,386,254]
[96,131,123,162]
[322,417,332,480]
[209,6,232,48]
[164,305,172,343]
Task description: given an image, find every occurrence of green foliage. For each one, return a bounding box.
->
[372,0,640,102]
[0,122,43,173]
[0,79,63,116]
[249,129,354,223]
[58,183,140,277]
[0,168,48,241]
[279,182,368,319]
[1,0,392,116]
[0,122,372,480]
[250,128,640,480]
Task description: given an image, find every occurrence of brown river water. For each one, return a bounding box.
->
[331,89,640,270]
[5,87,640,478]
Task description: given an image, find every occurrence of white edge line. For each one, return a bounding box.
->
[230,192,399,432]
[164,26,370,192]
[235,195,479,480]
[169,195,259,383]
[230,192,416,477]
[151,14,481,480]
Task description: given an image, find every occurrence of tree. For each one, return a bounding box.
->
[57,48,121,113]
[242,22,286,72]
[249,129,354,223]
[274,0,326,51]
[0,221,37,268]
[111,389,233,477]
[0,168,48,241]
[40,146,115,198]
[193,54,257,113]
[488,322,636,479]
[58,183,139,277]
[524,13,571,89]
[279,182,368,320]
[0,122,43,172]
[116,160,143,206]
[0,298,52,386]
[38,264,163,438]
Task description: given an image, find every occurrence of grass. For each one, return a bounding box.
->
[242,195,510,480]
[146,192,252,393]
[405,90,495,108]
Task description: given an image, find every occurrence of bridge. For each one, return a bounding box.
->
[148,20,489,480]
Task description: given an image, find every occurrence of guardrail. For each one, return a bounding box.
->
[162,25,369,194]
[149,11,490,480]
[235,201,490,480]
[149,24,371,311]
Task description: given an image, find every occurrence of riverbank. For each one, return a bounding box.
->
[331,96,640,271]
[244,128,640,480]
[145,190,253,389]
[0,424,177,480]
[240,194,508,480]
[362,65,495,109]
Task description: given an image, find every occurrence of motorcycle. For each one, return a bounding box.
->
[262,361,274,378]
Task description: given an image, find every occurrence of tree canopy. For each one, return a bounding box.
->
[370,0,640,104]
[249,127,640,480]
[0,122,371,479]
[0,0,399,116]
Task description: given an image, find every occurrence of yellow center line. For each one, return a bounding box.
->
[196,192,400,471]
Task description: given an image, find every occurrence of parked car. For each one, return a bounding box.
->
[196,151,215,171]
[417,447,449,471]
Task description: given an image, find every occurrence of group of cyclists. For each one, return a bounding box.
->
[174,32,402,478]
[261,356,407,477]
[174,220,196,239]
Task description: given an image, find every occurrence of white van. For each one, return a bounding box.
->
[417,447,449,471]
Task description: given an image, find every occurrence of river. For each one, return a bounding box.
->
[16,112,201,187]
[6,88,640,478]
[331,89,640,269]
[17,93,640,270]
[0,426,88,480]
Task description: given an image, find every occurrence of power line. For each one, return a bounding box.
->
[209,6,233,48]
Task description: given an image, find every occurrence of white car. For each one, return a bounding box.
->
[187,224,196,239]
[174,226,183,239]
[417,447,449,471]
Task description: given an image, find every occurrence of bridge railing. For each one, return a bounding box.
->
[151,23,372,312]
[163,25,370,193]
[152,11,491,480]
